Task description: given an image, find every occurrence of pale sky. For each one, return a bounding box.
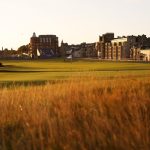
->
[0,0,149,49]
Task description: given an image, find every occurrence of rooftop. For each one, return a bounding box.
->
[111,38,127,43]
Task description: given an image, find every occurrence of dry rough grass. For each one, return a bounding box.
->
[0,77,150,150]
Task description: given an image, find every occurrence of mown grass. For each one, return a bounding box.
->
[0,59,150,82]
[0,76,150,150]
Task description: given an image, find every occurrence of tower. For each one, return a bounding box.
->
[30,32,39,58]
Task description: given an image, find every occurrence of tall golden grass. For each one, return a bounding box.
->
[0,76,150,150]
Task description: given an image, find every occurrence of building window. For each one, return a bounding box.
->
[40,38,42,43]
[49,38,51,44]
[46,38,49,43]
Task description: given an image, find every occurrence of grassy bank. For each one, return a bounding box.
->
[0,76,150,150]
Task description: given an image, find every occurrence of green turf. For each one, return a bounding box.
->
[0,59,150,82]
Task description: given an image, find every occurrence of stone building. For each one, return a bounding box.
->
[111,37,130,60]
[130,47,141,60]
[129,35,150,60]
[96,33,114,59]
[60,41,97,58]
[60,42,78,57]
[96,33,150,60]
[140,49,150,61]
[85,43,97,57]
[30,33,59,58]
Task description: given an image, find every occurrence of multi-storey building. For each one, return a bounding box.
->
[97,33,114,59]
[111,37,130,60]
[30,33,59,58]
[96,33,150,60]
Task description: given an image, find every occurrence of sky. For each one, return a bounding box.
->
[0,0,149,49]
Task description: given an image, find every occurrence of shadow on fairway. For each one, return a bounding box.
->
[1,65,46,70]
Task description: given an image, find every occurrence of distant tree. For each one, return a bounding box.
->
[4,48,9,51]
[17,45,29,54]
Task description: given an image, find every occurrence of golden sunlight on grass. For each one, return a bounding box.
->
[0,77,150,150]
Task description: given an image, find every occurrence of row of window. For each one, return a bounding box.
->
[40,38,52,43]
